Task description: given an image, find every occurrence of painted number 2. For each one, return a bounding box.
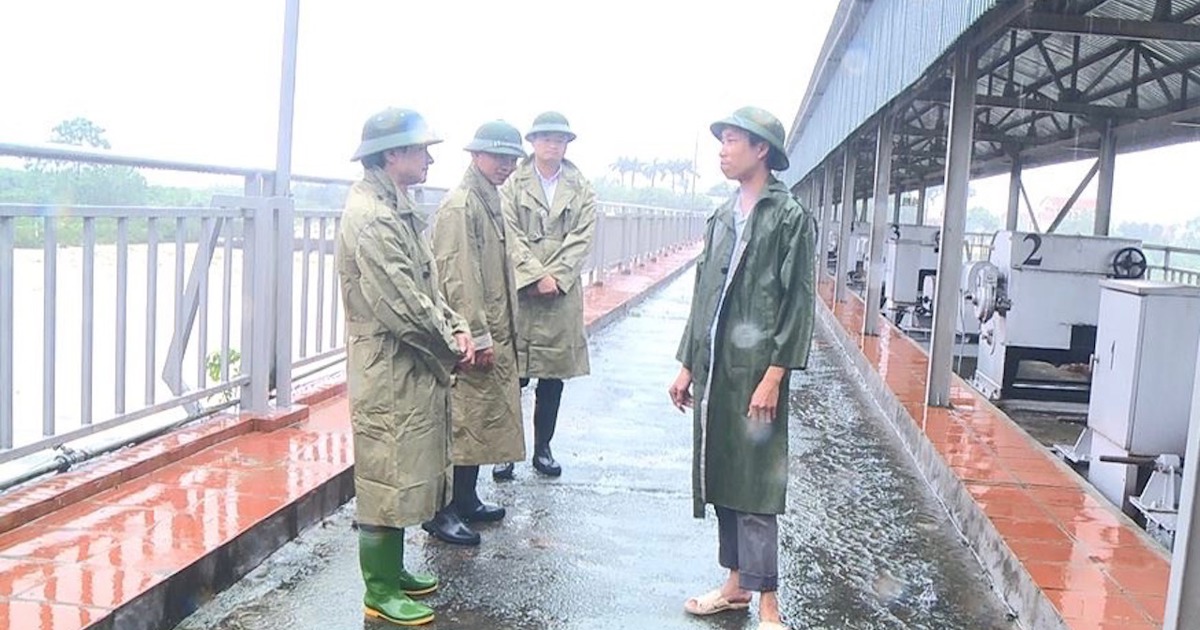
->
[1022,233,1043,266]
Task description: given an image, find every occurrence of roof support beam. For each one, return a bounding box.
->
[927,47,976,408]
[835,146,857,303]
[1094,120,1117,236]
[1007,156,1022,231]
[821,162,837,277]
[1015,13,1200,44]
[864,110,894,337]
[975,94,1142,119]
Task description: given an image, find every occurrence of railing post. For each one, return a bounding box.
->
[243,198,275,413]
[274,197,295,407]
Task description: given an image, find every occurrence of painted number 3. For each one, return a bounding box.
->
[1022,233,1043,266]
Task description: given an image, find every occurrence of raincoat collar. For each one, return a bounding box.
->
[465,164,503,218]
[715,175,786,234]
[365,167,427,229]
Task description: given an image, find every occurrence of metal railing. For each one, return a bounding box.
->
[0,142,703,464]
[1144,244,1200,286]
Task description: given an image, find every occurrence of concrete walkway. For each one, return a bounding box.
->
[175,273,1015,630]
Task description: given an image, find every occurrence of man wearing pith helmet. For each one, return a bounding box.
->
[423,121,528,546]
[496,111,596,480]
[669,106,817,630]
[335,106,476,627]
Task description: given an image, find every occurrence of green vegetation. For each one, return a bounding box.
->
[2,117,353,248]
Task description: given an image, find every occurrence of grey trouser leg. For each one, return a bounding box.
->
[715,505,779,592]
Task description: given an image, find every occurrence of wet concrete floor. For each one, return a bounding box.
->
[175,274,1018,630]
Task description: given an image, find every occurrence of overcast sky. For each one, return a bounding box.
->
[0,0,838,193]
[1,0,1197,228]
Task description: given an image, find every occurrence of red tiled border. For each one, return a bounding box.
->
[817,278,1172,630]
[0,382,350,539]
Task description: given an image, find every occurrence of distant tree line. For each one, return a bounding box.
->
[2,118,349,248]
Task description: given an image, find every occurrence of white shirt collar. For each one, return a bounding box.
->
[535,162,563,185]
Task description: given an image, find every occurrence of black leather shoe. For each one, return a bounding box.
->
[491,462,514,480]
[458,501,506,523]
[532,445,562,477]
[421,509,480,546]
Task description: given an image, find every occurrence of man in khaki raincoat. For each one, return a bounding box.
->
[669,107,816,630]
[424,121,527,546]
[496,111,596,479]
[336,107,475,627]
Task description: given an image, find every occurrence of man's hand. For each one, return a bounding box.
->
[669,367,694,412]
[748,367,786,422]
[535,275,560,296]
[453,332,476,369]
[475,347,496,370]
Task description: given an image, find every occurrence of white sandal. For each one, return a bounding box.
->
[683,588,751,615]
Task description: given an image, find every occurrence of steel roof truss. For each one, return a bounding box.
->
[1016,13,1200,43]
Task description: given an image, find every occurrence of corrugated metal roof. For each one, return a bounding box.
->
[787,0,1200,197]
[782,0,1002,184]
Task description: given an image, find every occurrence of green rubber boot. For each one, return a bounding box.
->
[395,528,439,597]
[359,527,435,626]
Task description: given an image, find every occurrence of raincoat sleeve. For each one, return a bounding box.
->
[431,199,493,350]
[675,264,699,371]
[543,183,597,294]
[770,208,818,370]
[354,216,464,365]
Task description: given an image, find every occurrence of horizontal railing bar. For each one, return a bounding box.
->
[0,204,246,219]
[293,348,346,370]
[0,375,250,465]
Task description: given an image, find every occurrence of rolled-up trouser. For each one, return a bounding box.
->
[715,505,779,592]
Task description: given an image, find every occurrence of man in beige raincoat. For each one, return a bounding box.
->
[336,107,475,627]
[424,121,527,546]
[670,107,816,630]
[496,111,596,479]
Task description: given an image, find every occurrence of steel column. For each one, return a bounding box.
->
[273,0,299,198]
[836,148,858,302]
[1095,120,1117,236]
[865,112,894,336]
[916,186,927,226]
[0,217,12,449]
[1007,157,1022,231]
[927,48,977,407]
[1165,333,1200,629]
[822,164,836,277]
[892,189,902,224]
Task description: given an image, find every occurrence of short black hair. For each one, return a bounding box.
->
[361,151,387,170]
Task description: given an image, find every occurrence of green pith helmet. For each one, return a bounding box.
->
[463,120,527,158]
[710,106,790,171]
[525,111,576,142]
[351,107,443,161]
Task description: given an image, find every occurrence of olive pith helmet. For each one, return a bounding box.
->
[463,120,527,158]
[350,107,442,161]
[710,106,789,171]
[525,111,577,142]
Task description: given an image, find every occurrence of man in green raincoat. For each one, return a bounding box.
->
[336,107,475,627]
[495,111,596,479]
[669,106,816,630]
[424,120,527,546]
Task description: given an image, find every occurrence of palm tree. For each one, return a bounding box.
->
[608,157,637,188]
[642,160,663,189]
